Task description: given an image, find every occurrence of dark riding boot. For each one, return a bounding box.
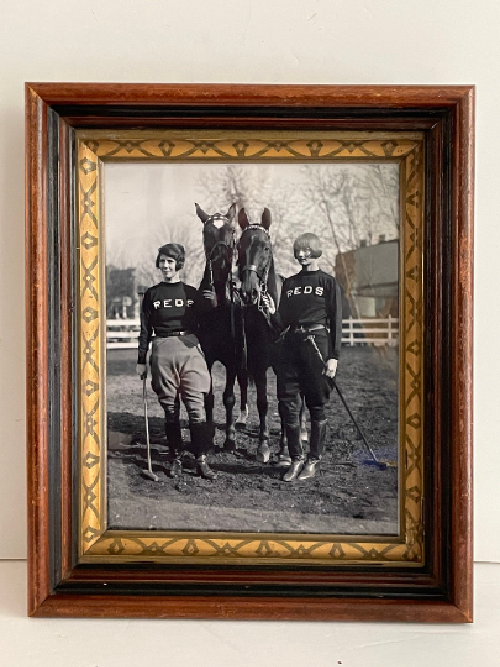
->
[309,418,327,460]
[285,422,303,460]
[282,423,304,482]
[190,423,217,481]
[298,419,327,481]
[204,392,216,453]
[277,401,291,466]
[165,421,183,478]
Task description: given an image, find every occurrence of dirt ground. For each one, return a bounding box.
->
[106,345,399,534]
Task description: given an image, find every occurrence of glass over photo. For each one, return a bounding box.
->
[104,162,400,535]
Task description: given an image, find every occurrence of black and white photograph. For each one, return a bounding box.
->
[104,161,400,535]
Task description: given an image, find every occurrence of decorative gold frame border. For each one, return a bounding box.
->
[77,130,424,565]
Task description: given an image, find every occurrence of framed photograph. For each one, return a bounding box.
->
[26,84,474,621]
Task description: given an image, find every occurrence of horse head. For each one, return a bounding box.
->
[196,202,237,286]
[237,207,274,305]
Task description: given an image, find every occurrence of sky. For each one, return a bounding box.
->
[104,161,399,283]
[104,162,305,254]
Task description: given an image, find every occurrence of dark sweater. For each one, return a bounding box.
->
[278,270,342,360]
[137,282,203,364]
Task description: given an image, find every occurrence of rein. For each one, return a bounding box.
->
[204,234,239,339]
[238,226,273,320]
[206,240,230,290]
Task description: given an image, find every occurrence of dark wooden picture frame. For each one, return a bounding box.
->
[26,83,474,621]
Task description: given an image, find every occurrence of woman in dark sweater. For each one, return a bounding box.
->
[270,233,342,482]
[136,243,215,480]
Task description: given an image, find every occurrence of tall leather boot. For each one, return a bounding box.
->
[165,421,183,478]
[189,423,216,481]
[298,418,327,480]
[283,423,305,482]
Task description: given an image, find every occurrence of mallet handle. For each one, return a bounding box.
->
[334,382,379,463]
[142,376,153,474]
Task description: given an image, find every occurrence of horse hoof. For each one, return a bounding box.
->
[277,452,292,467]
[256,442,271,464]
[235,408,248,429]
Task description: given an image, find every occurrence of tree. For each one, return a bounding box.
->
[298,164,399,316]
[196,164,306,278]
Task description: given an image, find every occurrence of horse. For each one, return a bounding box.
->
[237,207,307,463]
[195,202,249,449]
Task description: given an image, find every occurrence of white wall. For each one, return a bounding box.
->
[0,0,498,660]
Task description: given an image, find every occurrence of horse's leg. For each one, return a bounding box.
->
[299,393,308,442]
[235,368,249,428]
[222,366,237,451]
[204,365,216,451]
[255,369,270,463]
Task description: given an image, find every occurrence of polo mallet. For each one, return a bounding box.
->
[334,382,397,470]
[142,375,159,482]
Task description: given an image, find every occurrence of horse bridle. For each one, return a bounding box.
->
[205,241,233,289]
[203,216,238,291]
[238,225,272,310]
[203,218,240,338]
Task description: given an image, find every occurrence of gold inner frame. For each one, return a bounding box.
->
[77,130,424,565]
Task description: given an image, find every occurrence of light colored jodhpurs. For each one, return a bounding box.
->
[151,334,210,423]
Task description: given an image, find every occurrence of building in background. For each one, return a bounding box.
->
[335,236,399,319]
[106,266,140,319]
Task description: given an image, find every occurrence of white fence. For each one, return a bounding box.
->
[342,316,399,347]
[106,317,399,349]
[106,319,141,349]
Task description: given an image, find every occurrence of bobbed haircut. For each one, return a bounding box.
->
[293,233,322,259]
[156,243,185,271]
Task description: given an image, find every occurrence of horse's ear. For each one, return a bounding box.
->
[195,203,210,223]
[238,208,249,230]
[226,203,237,220]
[262,207,272,230]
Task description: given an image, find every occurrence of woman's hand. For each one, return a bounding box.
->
[202,289,217,307]
[136,364,147,379]
[324,359,338,378]
[261,293,276,314]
